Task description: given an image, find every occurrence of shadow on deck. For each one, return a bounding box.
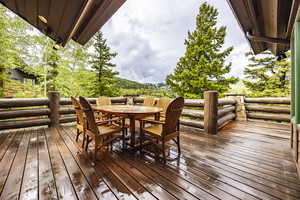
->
[0,120,299,200]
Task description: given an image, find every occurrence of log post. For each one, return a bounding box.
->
[230,94,247,121]
[204,91,218,134]
[47,91,60,127]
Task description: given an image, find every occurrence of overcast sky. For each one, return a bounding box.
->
[102,0,251,83]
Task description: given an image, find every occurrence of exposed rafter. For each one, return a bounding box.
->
[0,0,126,46]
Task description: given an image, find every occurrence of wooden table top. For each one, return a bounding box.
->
[94,105,162,115]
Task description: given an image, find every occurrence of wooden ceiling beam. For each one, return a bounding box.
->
[0,0,126,46]
[74,0,126,45]
[246,31,290,45]
[65,0,96,45]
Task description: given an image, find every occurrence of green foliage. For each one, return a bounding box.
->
[89,31,119,97]
[0,6,28,97]
[4,79,43,98]
[228,80,248,94]
[243,51,290,97]
[166,2,238,99]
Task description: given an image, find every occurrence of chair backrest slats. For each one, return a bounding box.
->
[71,97,85,126]
[156,97,172,114]
[97,96,111,106]
[143,97,155,107]
[79,97,98,135]
[163,97,184,136]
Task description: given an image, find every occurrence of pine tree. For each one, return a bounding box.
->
[46,48,61,91]
[166,2,238,98]
[243,51,290,97]
[90,31,118,97]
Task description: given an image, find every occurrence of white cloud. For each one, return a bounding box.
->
[102,0,251,83]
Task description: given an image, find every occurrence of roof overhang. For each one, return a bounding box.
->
[0,0,126,46]
[227,0,300,55]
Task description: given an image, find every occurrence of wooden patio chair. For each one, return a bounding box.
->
[143,96,155,107]
[140,97,184,164]
[71,97,86,147]
[79,97,126,161]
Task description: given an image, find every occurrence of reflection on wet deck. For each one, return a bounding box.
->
[0,121,299,200]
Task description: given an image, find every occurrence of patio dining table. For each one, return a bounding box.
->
[94,105,162,147]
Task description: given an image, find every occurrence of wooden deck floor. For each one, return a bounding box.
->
[0,121,299,200]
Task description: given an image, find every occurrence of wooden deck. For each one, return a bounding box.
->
[0,121,299,200]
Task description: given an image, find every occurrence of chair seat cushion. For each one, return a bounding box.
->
[143,124,163,136]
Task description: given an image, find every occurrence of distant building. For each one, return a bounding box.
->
[8,68,39,85]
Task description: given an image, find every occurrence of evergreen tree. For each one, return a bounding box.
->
[46,47,61,91]
[90,31,118,97]
[166,2,238,98]
[243,51,290,97]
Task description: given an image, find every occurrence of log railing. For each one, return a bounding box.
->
[1,91,289,134]
[217,98,237,128]
[134,91,237,134]
[245,97,290,122]
[0,92,127,130]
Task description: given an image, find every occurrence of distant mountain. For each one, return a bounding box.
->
[114,77,157,89]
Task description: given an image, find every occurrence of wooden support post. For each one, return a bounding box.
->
[234,95,247,121]
[48,91,60,127]
[204,91,218,134]
[295,22,300,124]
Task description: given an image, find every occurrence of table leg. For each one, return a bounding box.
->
[155,112,160,121]
[130,116,136,147]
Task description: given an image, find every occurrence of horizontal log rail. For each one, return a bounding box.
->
[218,106,235,118]
[245,105,290,114]
[0,108,50,120]
[247,113,290,122]
[59,116,76,124]
[218,113,236,127]
[218,98,236,106]
[0,98,49,108]
[245,97,290,104]
[0,118,50,130]
[181,109,204,119]
[59,107,75,115]
[184,99,205,107]
[180,119,204,129]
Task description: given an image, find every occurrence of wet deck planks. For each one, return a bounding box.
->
[0,121,298,200]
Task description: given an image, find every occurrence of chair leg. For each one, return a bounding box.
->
[76,129,80,142]
[85,136,90,151]
[177,136,181,155]
[110,136,113,152]
[162,141,166,164]
[122,129,126,150]
[94,142,98,162]
[82,133,86,148]
[139,130,144,154]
